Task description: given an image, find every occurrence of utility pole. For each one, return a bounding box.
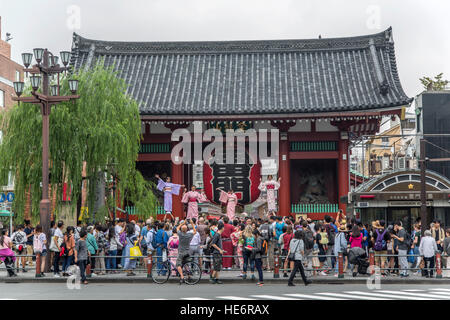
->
[420,139,427,234]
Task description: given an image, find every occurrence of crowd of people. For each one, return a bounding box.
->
[0,214,449,285]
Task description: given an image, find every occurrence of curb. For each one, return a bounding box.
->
[2,277,450,285]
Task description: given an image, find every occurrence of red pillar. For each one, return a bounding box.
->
[171,142,184,220]
[279,132,290,217]
[338,132,349,215]
[165,123,189,220]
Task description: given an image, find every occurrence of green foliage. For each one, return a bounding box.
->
[420,73,449,91]
[0,62,158,221]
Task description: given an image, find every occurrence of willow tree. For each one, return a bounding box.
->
[0,62,158,223]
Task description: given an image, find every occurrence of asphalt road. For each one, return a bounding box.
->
[1,282,450,300]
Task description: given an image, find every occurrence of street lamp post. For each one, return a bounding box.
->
[13,48,80,272]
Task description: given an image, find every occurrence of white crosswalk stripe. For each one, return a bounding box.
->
[146,289,450,300]
[283,293,348,300]
[377,290,448,300]
[250,295,301,300]
[430,288,450,292]
[345,291,419,300]
[315,292,385,300]
[403,289,425,292]
[216,296,257,300]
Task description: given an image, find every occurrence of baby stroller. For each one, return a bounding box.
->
[347,247,369,277]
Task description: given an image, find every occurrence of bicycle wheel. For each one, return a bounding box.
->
[182,261,202,285]
[151,261,170,284]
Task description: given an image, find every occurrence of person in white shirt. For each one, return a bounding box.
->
[419,230,438,278]
[189,225,202,266]
[12,224,28,272]
[52,221,64,277]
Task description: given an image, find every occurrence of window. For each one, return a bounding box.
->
[381,137,389,146]
[15,70,20,82]
[0,90,4,108]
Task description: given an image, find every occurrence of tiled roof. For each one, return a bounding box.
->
[70,28,412,116]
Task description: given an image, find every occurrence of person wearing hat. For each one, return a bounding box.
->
[333,224,348,277]
[86,226,98,275]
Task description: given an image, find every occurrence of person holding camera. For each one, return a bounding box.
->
[176,219,196,284]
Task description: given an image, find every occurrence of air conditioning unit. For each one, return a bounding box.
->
[398,157,406,170]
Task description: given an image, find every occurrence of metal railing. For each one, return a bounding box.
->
[1,250,449,279]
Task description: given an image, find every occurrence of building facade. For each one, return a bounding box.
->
[71,27,412,220]
[0,17,24,213]
[0,17,24,111]
[351,169,450,231]
[416,90,450,179]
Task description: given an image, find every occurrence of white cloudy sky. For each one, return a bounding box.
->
[1,0,449,98]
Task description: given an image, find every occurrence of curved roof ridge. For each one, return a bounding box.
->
[354,169,450,192]
[70,27,413,116]
[72,27,393,54]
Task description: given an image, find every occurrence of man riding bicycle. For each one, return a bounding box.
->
[176,219,197,285]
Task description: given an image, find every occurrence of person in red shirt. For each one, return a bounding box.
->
[281,225,294,278]
[221,216,235,269]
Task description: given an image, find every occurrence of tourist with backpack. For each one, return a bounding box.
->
[371,220,391,276]
[411,223,422,274]
[11,224,28,273]
[154,221,169,273]
[33,225,47,277]
[267,216,277,271]
[258,219,270,270]
[392,221,410,278]
[251,229,265,286]
[241,225,256,280]
[287,230,312,286]
[105,226,119,273]
[302,221,314,275]
[86,226,99,275]
[62,226,76,276]
[358,222,369,255]
[95,225,107,275]
[324,216,336,272]
[202,228,213,276]
[315,225,328,275]
[282,225,294,278]
[333,224,348,276]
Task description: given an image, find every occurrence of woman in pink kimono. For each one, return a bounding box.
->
[217,188,238,221]
[182,186,207,220]
[258,175,281,214]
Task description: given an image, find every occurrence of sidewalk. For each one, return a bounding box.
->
[2,268,450,284]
